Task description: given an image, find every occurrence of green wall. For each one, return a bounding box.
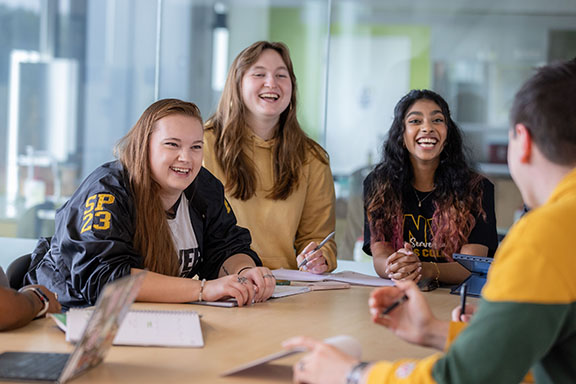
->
[270,8,326,142]
[330,24,431,90]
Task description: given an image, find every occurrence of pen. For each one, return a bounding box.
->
[381,294,408,316]
[460,282,468,318]
[297,231,335,269]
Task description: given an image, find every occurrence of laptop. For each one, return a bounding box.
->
[0,271,146,383]
[450,253,493,297]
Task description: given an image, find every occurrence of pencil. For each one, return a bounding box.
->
[297,231,335,269]
[381,294,409,316]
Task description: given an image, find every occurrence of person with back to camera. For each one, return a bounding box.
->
[24,99,275,309]
[203,41,336,274]
[362,90,498,288]
[284,58,576,383]
[0,267,61,331]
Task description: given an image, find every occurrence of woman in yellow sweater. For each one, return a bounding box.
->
[204,41,336,273]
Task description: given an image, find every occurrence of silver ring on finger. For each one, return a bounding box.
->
[237,276,248,284]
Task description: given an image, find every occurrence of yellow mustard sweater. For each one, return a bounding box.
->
[203,129,337,271]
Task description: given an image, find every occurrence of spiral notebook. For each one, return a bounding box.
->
[64,309,204,347]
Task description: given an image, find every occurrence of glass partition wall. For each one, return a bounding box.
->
[1,0,575,262]
[327,0,576,258]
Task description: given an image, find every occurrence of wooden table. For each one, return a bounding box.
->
[0,286,463,383]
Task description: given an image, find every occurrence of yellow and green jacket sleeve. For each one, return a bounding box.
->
[367,168,576,384]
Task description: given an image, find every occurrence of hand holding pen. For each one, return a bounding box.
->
[296,231,335,274]
[451,282,476,322]
[369,280,447,350]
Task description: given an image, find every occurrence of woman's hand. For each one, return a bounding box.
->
[385,242,421,281]
[369,280,447,350]
[282,336,359,384]
[201,275,255,306]
[297,242,328,274]
[238,266,276,302]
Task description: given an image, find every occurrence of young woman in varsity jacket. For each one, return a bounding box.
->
[25,99,275,309]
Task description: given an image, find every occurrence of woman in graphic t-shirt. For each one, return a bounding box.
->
[363,90,497,286]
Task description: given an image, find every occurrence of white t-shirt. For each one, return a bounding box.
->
[167,194,200,277]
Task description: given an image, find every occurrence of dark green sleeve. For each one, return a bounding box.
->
[432,299,571,384]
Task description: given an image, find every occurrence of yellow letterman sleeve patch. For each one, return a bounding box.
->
[367,354,441,384]
[80,193,115,233]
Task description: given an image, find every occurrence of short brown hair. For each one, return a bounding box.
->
[510,58,576,165]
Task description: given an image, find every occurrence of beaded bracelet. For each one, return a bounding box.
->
[198,279,206,302]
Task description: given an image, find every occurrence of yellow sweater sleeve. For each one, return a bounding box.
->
[445,321,467,350]
[365,322,463,383]
[367,354,442,384]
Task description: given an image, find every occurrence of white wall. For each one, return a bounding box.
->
[0,237,38,269]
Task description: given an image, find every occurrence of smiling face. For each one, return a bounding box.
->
[240,48,292,126]
[402,99,448,166]
[148,113,204,208]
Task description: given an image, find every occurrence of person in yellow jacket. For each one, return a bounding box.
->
[203,41,336,273]
[283,58,576,384]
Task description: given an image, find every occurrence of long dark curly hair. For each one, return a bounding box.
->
[365,89,485,260]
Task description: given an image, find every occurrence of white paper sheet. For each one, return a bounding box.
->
[273,269,395,287]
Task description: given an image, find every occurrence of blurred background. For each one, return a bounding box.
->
[0,0,575,267]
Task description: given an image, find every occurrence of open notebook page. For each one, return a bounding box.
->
[272,269,394,287]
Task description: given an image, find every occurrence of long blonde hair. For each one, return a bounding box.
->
[205,41,328,200]
[115,99,203,276]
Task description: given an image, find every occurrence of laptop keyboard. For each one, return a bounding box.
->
[0,352,69,381]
